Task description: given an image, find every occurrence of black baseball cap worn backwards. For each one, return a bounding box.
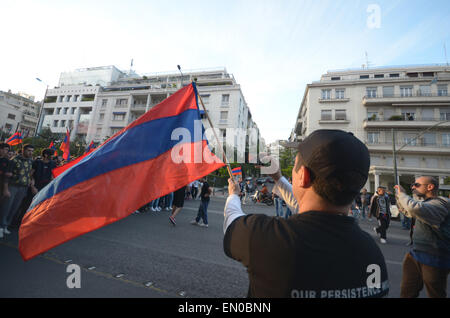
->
[297,129,370,189]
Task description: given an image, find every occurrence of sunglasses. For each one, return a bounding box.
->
[411,183,429,188]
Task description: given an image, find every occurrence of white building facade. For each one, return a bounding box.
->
[39,66,263,162]
[294,65,450,193]
[0,90,41,138]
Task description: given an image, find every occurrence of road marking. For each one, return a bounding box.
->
[0,241,174,296]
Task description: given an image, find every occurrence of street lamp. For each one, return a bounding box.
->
[177,65,184,87]
[35,77,49,137]
[392,120,449,186]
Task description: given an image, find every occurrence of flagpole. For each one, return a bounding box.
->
[196,88,234,179]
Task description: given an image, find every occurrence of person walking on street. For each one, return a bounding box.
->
[360,188,371,220]
[395,176,450,298]
[223,130,389,297]
[370,186,391,244]
[191,177,211,227]
[169,186,187,226]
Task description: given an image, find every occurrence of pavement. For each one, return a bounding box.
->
[1,195,448,298]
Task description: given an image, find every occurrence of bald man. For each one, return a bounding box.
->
[395,176,450,298]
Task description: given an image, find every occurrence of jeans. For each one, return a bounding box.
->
[361,205,368,219]
[195,200,209,225]
[161,193,174,208]
[275,198,284,217]
[400,252,450,298]
[285,206,292,219]
[151,197,160,209]
[1,185,28,228]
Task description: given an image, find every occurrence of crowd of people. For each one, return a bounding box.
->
[133,178,212,229]
[0,143,59,238]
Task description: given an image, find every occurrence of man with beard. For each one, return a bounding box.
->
[395,176,450,298]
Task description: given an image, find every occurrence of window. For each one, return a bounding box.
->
[389,73,400,78]
[321,89,331,100]
[321,110,332,120]
[400,86,413,97]
[56,108,61,115]
[69,120,74,129]
[5,123,12,132]
[421,109,434,121]
[335,109,346,120]
[383,86,394,97]
[71,107,75,114]
[113,113,125,121]
[63,107,69,114]
[102,99,108,107]
[367,132,379,144]
[367,111,378,121]
[419,85,431,96]
[221,94,230,106]
[99,113,105,121]
[442,133,450,146]
[422,133,436,146]
[440,108,450,120]
[74,95,79,102]
[61,120,66,127]
[406,73,418,78]
[96,128,102,136]
[53,120,58,127]
[335,89,345,99]
[360,75,370,79]
[366,87,377,98]
[403,133,417,146]
[438,85,448,96]
[401,110,415,121]
[115,99,128,107]
[200,95,210,104]
[7,113,15,120]
[58,96,64,102]
[423,72,434,77]
[331,77,341,81]
[374,74,384,78]
[66,95,72,102]
[220,111,228,120]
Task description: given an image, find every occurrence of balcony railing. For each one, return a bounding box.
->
[366,141,450,148]
[365,117,449,122]
[364,92,448,99]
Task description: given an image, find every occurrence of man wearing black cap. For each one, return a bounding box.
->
[223,129,389,298]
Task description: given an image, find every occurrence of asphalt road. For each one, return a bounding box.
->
[1,194,447,298]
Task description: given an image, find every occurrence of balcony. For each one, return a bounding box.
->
[363,117,450,129]
[363,92,450,106]
[318,97,350,103]
[366,141,450,154]
[23,114,38,124]
[130,103,146,113]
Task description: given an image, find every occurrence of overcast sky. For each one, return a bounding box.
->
[1,0,449,143]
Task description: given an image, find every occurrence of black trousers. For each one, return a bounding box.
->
[375,217,389,239]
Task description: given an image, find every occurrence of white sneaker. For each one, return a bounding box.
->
[4,228,11,234]
[165,207,170,211]
[380,238,387,244]
[190,220,199,225]
[373,227,379,237]
[199,223,209,228]
[157,207,162,211]
[151,207,156,212]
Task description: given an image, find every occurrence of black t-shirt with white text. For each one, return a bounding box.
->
[224,211,389,298]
